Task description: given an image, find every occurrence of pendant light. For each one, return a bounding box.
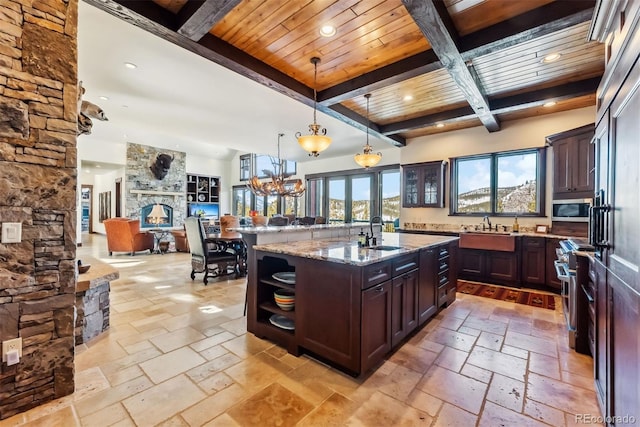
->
[354,94,382,168]
[296,57,331,157]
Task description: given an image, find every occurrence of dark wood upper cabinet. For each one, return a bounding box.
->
[402,161,446,208]
[546,124,595,200]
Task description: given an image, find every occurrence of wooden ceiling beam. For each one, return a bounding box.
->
[381,78,600,135]
[402,0,500,132]
[328,104,406,148]
[177,0,242,42]
[319,2,593,105]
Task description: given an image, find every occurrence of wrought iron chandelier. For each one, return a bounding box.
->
[354,93,382,168]
[247,133,305,197]
[296,57,331,157]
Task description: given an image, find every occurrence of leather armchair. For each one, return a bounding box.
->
[171,227,189,252]
[103,218,154,256]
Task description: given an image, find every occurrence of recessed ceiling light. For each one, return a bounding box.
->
[403,95,414,102]
[95,164,101,168]
[543,101,557,108]
[541,53,561,63]
[124,62,137,69]
[436,123,445,128]
[99,96,109,101]
[319,25,336,37]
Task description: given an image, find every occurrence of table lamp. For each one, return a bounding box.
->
[147,204,167,227]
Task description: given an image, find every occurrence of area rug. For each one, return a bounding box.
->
[457,280,556,310]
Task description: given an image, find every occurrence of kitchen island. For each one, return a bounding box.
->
[248,233,458,376]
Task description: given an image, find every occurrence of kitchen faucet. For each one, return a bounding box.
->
[482,215,492,230]
[369,216,383,245]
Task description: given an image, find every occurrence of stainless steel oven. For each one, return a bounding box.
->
[555,238,594,349]
[552,198,592,222]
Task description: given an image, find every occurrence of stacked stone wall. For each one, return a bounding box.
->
[0,0,77,419]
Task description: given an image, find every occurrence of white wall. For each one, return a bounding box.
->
[400,106,596,230]
[186,155,232,214]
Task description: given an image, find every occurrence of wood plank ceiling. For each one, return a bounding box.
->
[84,0,603,147]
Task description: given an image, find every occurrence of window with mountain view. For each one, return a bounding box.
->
[451,148,545,216]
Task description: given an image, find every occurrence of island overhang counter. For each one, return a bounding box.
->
[247,233,459,376]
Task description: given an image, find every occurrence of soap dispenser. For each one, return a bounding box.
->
[512,215,520,233]
[358,228,366,247]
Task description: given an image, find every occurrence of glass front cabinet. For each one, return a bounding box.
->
[402,161,446,208]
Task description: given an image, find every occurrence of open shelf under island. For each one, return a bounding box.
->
[246,232,459,377]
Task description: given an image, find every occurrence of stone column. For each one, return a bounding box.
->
[0,0,78,419]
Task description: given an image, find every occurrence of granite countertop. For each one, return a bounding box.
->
[229,222,368,234]
[458,230,576,239]
[253,233,458,266]
[77,256,119,292]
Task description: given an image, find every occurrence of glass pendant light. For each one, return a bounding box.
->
[354,93,382,168]
[296,57,331,157]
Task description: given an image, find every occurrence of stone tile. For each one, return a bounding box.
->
[560,370,596,390]
[80,403,131,426]
[461,363,493,384]
[529,352,561,380]
[387,342,439,373]
[468,346,528,381]
[524,398,566,427]
[370,364,423,402]
[224,356,285,394]
[476,330,504,351]
[139,347,206,384]
[434,346,468,373]
[407,389,443,417]
[348,391,431,426]
[180,384,247,426]
[433,402,478,427]
[197,371,235,394]
[296,392,357,427]
[418,366,488,414]
[437,315,464,331]
[486,373,525,413]
[462,316,508,335]
[457,326,481,337]
[526,372,600,415]
[221,334,274,358]
[203,413,241,427]
[74,376,154,418]
[72,366,110,402]
[504,330,558,357]
[501,345,529,359]
[188,330,236,352]
[416,338,445,353]
[15,405,81,427]
[479,401,548,427]
[226,383,314,426]
[425,327,477,352]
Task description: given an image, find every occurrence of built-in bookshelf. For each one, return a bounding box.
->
[186,174,220,219]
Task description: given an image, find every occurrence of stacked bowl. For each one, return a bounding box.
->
[274,289,295,311]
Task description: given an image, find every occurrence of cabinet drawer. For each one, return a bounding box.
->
[438,260,449,274]
[438,272,449,288]
[392,253,419,277]
[437,286,448,307]
[439,246,449,258]
[362,261,392,289]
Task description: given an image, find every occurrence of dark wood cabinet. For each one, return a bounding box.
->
[459,247,519,286]
[391,269,418,347]
[545,238,562,290]
[402,161,446,208]
[546,124,595,200]
[361,281,392,374]
[186,173,220,217]
[418,248,438,325]
[521,237,546,285]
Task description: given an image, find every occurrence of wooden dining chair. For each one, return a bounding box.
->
[185,217,238,285]
[268,216,289,226]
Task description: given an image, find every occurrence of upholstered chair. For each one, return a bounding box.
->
[298,216,316,226]
[314,216,327,224]
[184,217,238,285]
[103,218,154,256]
[268,215,289,226]
[170,226,189,252]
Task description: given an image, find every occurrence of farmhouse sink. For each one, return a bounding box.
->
[459,232,516,252]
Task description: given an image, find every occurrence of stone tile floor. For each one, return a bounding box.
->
[0,235,601,426]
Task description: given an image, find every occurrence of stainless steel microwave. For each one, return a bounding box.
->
[551,198,592,222]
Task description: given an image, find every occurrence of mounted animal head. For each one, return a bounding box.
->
[150,153,174,180]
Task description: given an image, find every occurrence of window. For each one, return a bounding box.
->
[306,165,400,224]
[239,154,251,181]
[451,148,545,216]
[254,154,296,179]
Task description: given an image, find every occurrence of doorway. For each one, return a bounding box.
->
[81,185,93,233]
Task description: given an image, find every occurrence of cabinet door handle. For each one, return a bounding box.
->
[376,285,384,293]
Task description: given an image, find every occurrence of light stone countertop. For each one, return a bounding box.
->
[77,256,119,292]
[253,233,458,266]
[228,222,367,234]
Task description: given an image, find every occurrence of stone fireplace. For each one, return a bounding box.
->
[140,203,174,229]
[125,143,186,230]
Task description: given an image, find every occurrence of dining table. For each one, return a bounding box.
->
[205,232,247,276]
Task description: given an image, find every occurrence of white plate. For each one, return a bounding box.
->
[198,194,206,201]
[272,272,296,284]
[269,314,294,330]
